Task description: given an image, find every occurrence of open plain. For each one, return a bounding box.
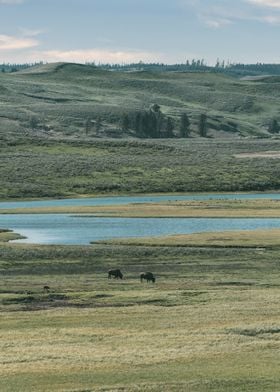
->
[1,63,280,391]
[1,225,280,391]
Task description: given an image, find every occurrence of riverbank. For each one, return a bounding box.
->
[0,229,25,242]
[1,199,280,218]
[95,228,280,248]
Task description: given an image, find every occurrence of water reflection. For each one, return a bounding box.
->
[0,193,279,210]
[0,214,279,245]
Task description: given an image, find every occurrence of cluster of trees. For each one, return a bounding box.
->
[0,62,43,73]
[119,105,208,138]
[120,104,176,138]
[88,60,280,77]
[3,60,280,78]
[227,63,280,76]
[3,60,280,77]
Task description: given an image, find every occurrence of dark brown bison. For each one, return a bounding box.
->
[140,272,155,283]
[43,285,50,292]
[108,269,123,279]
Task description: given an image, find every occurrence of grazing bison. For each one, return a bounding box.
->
[140,272,156,283]
[108,269,123,280]
[43,285,50,293]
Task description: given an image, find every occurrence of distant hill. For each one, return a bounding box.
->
[0,61,280,141]
[3,60,280,76]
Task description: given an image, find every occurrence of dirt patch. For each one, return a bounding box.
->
[235,151,280,159]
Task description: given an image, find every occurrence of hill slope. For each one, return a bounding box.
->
[1,62,280,140]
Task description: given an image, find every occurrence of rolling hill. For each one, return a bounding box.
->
[1,62,280,141]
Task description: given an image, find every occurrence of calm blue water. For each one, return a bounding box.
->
[1,214,280,245]
[0,193,279,209]
[1,193,280,245]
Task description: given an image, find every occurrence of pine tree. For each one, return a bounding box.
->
[180,113,190,137]
[166,117,175,138]
[134,112,140,132]
[150,104,163,137]
[198,113,208,137]
[268,118,280,134]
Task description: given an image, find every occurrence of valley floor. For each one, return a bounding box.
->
[1,229,280,391]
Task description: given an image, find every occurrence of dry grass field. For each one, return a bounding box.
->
[1,227,280,391]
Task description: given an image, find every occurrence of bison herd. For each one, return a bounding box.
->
[108,269,156,283]
[43,270,155,293]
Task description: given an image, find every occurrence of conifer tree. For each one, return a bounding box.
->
[268,118,280,134]
[166,117,175,138]
[198,113,208,137]
[180,113,190,137]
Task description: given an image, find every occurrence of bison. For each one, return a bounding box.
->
[108,269,123,280]
[140,272,156,283]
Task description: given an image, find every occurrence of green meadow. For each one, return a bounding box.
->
[0,138,280,199]
[1,229,280,391]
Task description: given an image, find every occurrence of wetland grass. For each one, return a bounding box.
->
[1,198,280,217]
[1,229,280,391]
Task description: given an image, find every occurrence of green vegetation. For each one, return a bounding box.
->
[1,229,280,391]
[198,113,208,137]
[1,62,280,390]
[1,61,280,199]
[1,62,280,139]
[0,138,280,199]
[98,61,280,76]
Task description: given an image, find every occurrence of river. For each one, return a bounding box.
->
[0,193,280,245]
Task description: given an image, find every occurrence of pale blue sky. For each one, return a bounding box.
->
[0,0,280,64]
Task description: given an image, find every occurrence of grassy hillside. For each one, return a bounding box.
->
[1,62,280,139]
[0,62,280,198]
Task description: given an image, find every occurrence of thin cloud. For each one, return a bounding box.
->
[204,18,232,28]
[19,28,44,37]
[0,34,39,50]
[182,0,280,27]
[259,15,280,23]
[246,0,280,8]
[37,49,165,64]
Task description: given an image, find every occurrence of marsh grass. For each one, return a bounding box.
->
[1,229,280,390]
[97,228,280,248]
[2,198,280,216]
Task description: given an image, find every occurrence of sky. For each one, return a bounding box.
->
[0,0,280,64]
